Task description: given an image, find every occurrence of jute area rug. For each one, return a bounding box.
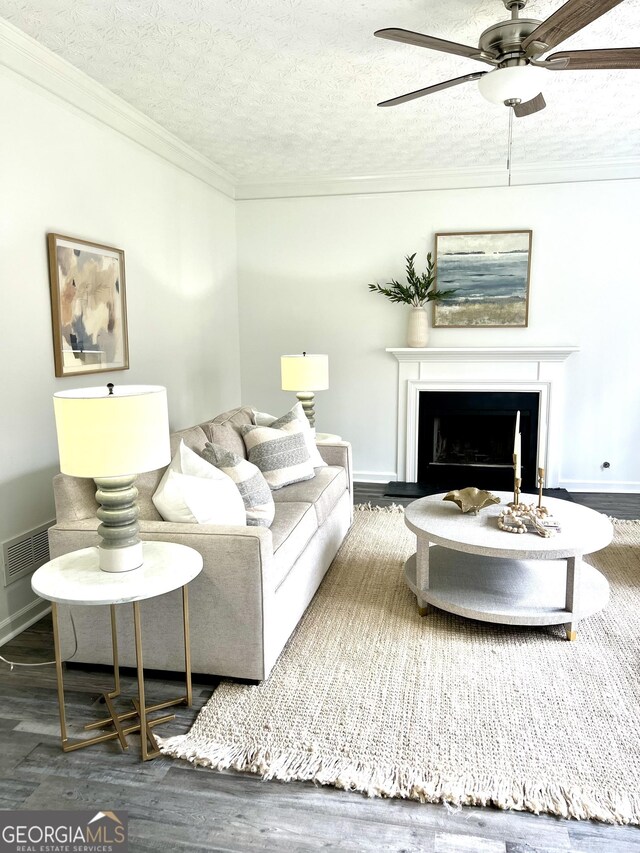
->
[160,508,640,825]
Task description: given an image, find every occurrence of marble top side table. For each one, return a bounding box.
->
[32,541,203,760]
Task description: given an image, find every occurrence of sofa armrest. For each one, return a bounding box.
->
[48,518,274,583]
[317,441,353,503]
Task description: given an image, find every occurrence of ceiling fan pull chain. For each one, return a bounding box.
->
[506,107,514,186]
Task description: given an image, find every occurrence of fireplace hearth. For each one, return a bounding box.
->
[418,391,539,492]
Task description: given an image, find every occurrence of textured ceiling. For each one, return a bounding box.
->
[2,0,640,182]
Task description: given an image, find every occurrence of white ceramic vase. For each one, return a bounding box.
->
[407,306,428,347]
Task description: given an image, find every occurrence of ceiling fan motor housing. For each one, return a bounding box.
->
[478,18,541,64]
[477,15,544,106]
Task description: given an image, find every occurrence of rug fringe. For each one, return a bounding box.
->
[158,736,640,825]
[354,502,404,513]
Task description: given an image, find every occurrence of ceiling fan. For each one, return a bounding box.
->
[375,0,640,117]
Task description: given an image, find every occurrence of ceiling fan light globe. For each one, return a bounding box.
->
[477,65,543,105]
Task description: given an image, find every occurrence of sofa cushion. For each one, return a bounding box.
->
[170,425,209,456]
[152,440,246,525]
[269,501,318,592]
[241,422,315,490]
[211,406,255,428]
[201,422,247,459]
[199,407,254,459]
[201,442,275,527]
[271,465,347,526]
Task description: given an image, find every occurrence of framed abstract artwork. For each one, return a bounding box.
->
[432,230,532,328]
[47,233,129,377]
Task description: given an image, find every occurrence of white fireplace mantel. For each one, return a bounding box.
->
[386,346,579,487]
[386,346,579,363]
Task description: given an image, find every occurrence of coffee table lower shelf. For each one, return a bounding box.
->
[404,546,609,628]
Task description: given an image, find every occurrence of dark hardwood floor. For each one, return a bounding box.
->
[0,488,638,852]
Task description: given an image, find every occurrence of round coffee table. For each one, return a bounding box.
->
[403,491,613,640]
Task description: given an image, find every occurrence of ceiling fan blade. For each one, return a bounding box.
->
[523,0,625,55]
[512,92,547,117]
[546,47,640,69]
[377,72,486,107]
[375,28,497,65]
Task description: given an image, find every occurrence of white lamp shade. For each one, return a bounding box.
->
[478,66,543,105]
[53,385,171,478]
[281,354,329,391]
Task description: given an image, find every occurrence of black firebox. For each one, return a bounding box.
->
[417,391,540,492]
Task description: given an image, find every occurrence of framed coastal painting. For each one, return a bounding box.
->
[433,230,532,327]
[47,234,129,377]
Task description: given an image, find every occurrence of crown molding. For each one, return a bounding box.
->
[236,166,507,200]
[235,158,640,200]
[0,18,236,199]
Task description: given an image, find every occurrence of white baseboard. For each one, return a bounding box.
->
[0,598,51,647]
[560,480,640,494]
[354,471,397,484]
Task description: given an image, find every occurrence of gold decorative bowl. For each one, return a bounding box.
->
[443,487,501,515]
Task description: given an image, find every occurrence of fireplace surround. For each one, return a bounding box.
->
[387,347,578,488]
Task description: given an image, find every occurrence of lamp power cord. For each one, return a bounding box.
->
[0,610,79,669]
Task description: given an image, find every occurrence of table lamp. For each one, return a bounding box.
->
[53,384,171,573]
[280,353,329,430]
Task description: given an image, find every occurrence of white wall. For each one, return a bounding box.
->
[0,67,241,642]
[237,180,640,491]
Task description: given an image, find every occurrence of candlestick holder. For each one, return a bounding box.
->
[537,467,548,513]
[511,453,522,507]
[513,477,522,508]
[500,464,555,538]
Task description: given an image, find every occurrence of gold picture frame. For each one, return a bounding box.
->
[433,230,532,328]
[47,233,129,377]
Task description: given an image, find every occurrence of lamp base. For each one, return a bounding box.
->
[98,541,143,573]
[296,391,316,428]
[94,475,143,573]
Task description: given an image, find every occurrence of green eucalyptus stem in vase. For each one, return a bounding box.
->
[368,252,457,347]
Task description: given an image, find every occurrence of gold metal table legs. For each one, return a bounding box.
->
[51,585,192,760]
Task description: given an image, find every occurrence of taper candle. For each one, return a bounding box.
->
[515,433,521,479]
[513,410,520,453]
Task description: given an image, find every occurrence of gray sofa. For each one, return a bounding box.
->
[48,406,353,681]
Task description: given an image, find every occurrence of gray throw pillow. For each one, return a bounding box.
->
[272,405,327,468]
[201,442,275,527]
[240,421,315,490]
[252,403,327,468]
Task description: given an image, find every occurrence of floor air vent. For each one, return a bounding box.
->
[3,521,54,587]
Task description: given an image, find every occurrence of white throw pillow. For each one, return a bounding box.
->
[152,440,246,525]
[252,403,327,468]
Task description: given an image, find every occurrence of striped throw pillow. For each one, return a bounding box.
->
[240,421,315,490]
[267,404,327,468]
[201,442,275,527]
